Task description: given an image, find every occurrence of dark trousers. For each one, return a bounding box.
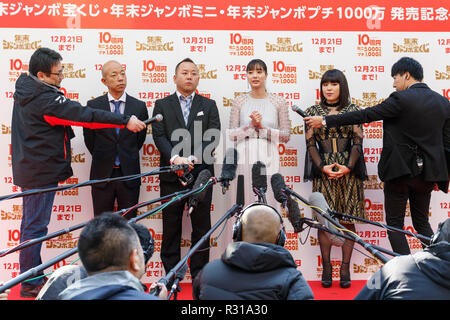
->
[384,175,435,255]
[159,179,212,282]
[91,167,140,219]
[20,184,57,287]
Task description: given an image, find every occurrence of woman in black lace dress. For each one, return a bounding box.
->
[304,69,367,288]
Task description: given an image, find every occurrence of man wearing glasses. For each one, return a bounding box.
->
[11,47,146,297]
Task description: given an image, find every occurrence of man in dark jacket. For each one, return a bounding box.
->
[193,204,314,300]
[83,60,149,219]
[305,57,450,255]
[58,213,166,300]
[11,48,146,297]
[355,218,450,300]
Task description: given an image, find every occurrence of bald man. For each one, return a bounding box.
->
[193,204,314,300]
[83,60,149,219]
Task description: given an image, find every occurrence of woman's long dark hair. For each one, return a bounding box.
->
[320,69,351,110]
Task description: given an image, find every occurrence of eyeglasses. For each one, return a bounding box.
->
[48,69,64,77]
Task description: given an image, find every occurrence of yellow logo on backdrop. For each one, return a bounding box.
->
[3,35,41,50]
[62,63,86,79]
[393,38,429,53]
[308,65,335,80]
[352,92,385,107]
[435,66,450,80]
[136,36,174,51]
[266,37,303,52]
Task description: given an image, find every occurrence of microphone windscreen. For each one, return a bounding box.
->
[155,114,163,122]
[220,148,238,181]
[286,197,303,233]
[236,174,245,206]
[192,169,212,202]
[270,173,287,205]
[308,192,344,247]
[252,161,267,189]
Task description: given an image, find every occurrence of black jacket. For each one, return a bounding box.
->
[11,73,130,188]
[83,94,148,189]
[326,83,450,191]
[193,242,314,300]
[355,242,450,300]
[152,93,221,183]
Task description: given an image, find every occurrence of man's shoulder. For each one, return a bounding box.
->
[87,94,108,106]
[125,94,146,107]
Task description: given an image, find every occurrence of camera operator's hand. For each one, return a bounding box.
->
[149,282,168,300]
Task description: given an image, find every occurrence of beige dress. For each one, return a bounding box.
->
[228,93,290,206]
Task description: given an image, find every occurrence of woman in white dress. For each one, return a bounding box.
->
[228,59,290,206]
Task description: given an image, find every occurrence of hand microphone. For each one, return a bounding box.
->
[219,148,238,194]
[188,169,212,215]
[291,105,308,118]
[271,173,304,233]
[308,192,345,247]
[144,114,163,125]
[177,156,197,187]
[252,161,267,204]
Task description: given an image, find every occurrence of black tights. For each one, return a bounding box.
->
[318,223,355,273]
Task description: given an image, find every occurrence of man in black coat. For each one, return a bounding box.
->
[305,57,450,255]
[192,204,314,300]
[151,58,221,283]
[83,60,148,219]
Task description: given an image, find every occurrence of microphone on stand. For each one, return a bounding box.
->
[271,173,304,233]
[144,114,163,125]
[236,174,245,207]
[252,161,267,204]
[219,148,238,194]
[187,169,212,215]
[308,192,346,247]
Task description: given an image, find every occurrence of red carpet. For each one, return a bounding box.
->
[7,280,366,300]
[173,280,366,300]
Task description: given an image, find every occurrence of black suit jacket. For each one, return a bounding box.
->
[152,92,221,183]
[83,93,149,188]
[326,83,450,192]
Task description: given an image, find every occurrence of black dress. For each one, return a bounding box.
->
[304,103,367,221]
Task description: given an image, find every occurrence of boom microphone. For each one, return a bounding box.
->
[144,114,163,125]
[308,192,345,247]
[219,148,238,194]
[188,169,212,215]
[271,173,303,233]
[291,105,308,118]
[270,173,288,207]
[252,161,267,204]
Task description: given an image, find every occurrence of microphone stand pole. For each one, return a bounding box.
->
[0,189,190,258]
[300,218,399,258]
[0,180,212,294]
[328,211,431,242]
[0,165,187,202]
[151,203,243,299]
[252,187,267,204]
[285,188,390,264]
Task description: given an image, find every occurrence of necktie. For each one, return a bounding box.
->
[112,100,121,166]
[180,95,192,126]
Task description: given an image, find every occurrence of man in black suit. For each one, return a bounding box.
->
[151,58,221,282]
[83,60,149,219]
[305,57,450,255]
